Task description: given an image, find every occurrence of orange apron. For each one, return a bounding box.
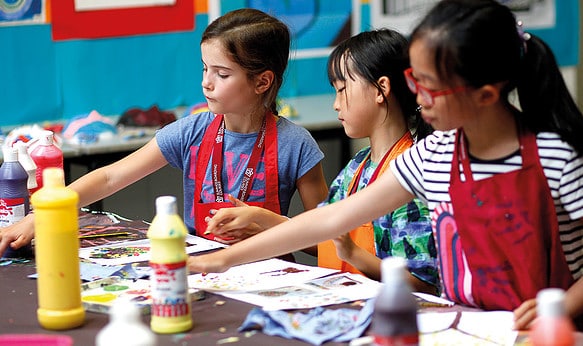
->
[193,113,280,240]
[318,132,414,274]
[435,128,573,310]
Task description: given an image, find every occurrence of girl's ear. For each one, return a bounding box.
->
[377,76,391,103]
[474,84,502,106]
[255,70,275,95]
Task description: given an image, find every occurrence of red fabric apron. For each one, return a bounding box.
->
[193,113,280,240]
[434,128,573,310]
[318,132,414,275]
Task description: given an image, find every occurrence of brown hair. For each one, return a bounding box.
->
[202,8,290,115]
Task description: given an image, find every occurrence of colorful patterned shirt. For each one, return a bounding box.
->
[319,146,438,288]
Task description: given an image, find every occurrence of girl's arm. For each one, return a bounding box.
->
[295,162,329,255]
[0,138,167,255]
[69,138,167,207]
[295,162,329,210]
[188,168,414,273]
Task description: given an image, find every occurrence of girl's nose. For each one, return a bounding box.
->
[201,77,212,90]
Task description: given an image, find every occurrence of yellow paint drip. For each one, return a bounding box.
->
[82,293,118,303]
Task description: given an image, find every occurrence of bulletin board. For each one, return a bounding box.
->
[0,0,578,128]
[209,0,354,98]
[366,0,579,66]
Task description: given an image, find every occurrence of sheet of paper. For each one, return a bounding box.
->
[417,312,459,334]
[188,258,339,292]
[418,311,518,346]
[79,234,225,265]
[218,272,381,310]
[456,311,518,346]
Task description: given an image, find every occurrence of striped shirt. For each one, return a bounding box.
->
[390,129,583,280]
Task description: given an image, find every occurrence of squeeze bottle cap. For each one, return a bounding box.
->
[380,257,407,284]
[42,167,65,188]
[109,300,141,323]
[2,147,18,162]
[155,195,177,215]
[536,288,567,318]
[40,130,55,146]
[14,141,29,154]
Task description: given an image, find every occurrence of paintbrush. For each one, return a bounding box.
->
[78,232,132,239]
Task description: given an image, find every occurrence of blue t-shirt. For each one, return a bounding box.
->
[156,111,324,232]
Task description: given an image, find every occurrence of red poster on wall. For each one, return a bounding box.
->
[51,0,194,41]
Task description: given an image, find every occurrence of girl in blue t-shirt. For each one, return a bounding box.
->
[203,29,438,294]
[0,9,327,253]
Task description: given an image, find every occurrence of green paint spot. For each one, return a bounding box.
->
[103,284,129,292]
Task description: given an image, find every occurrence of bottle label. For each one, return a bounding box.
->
[150,261,190,318]
[0,198,26,226]
[373,334,419,346]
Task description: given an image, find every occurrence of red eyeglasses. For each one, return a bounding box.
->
[403,68,467,107]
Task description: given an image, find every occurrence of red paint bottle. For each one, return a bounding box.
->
[29,130,63,194]
[530,288,575,346]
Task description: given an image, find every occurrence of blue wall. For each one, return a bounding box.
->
[0,6,344,127]
[0,1,578,128]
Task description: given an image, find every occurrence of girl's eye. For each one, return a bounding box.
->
[218,73,229,79]
[336,87,345,93]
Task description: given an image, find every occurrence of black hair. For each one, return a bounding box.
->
[327,29,432,140]
[411,0,583,156]
[201,8,290,115]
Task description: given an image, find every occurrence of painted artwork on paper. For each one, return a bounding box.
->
[79,234,225,265]
[0,0,44,25]
[215,272,382,310]
[188,258,339,292]
[213,0,353,55]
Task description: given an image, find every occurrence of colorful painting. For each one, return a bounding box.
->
[188,258,339,292]
[0,0,44,25]
[79,234,225,265]
[80,276,204,314]
[78,210,150,248]
[212,0,353,56]
[215,272,382,310]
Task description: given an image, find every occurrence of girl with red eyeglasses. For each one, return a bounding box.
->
[188,0,583,331]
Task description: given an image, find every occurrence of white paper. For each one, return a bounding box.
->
[218,272,382,310]
[456,311,518,346]
[188,258,339,292]
[79,234,225,265]
[417,310,518,346]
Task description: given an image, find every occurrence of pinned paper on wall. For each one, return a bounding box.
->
[51,0,193,40]
[74,0,176,11]
[0,0,45,26]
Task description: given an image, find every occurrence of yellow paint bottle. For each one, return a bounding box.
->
[148,196,193,334]
[32,167,84,330]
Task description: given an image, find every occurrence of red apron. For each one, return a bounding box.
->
[434,128,573,310]
[318,132,414,275]
[193,113,280,240]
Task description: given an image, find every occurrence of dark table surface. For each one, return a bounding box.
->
[1,211,352,345]
[0,260,353,345]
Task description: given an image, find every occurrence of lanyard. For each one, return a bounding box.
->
[347,132,411,196]
[210,116,267,202]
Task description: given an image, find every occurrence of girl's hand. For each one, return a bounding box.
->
[0,214,35,256]
[205,207,263,235]
[513,298,537,330]
[332,233,357,262]
[207,221,263,245]
[187,251,229,274]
